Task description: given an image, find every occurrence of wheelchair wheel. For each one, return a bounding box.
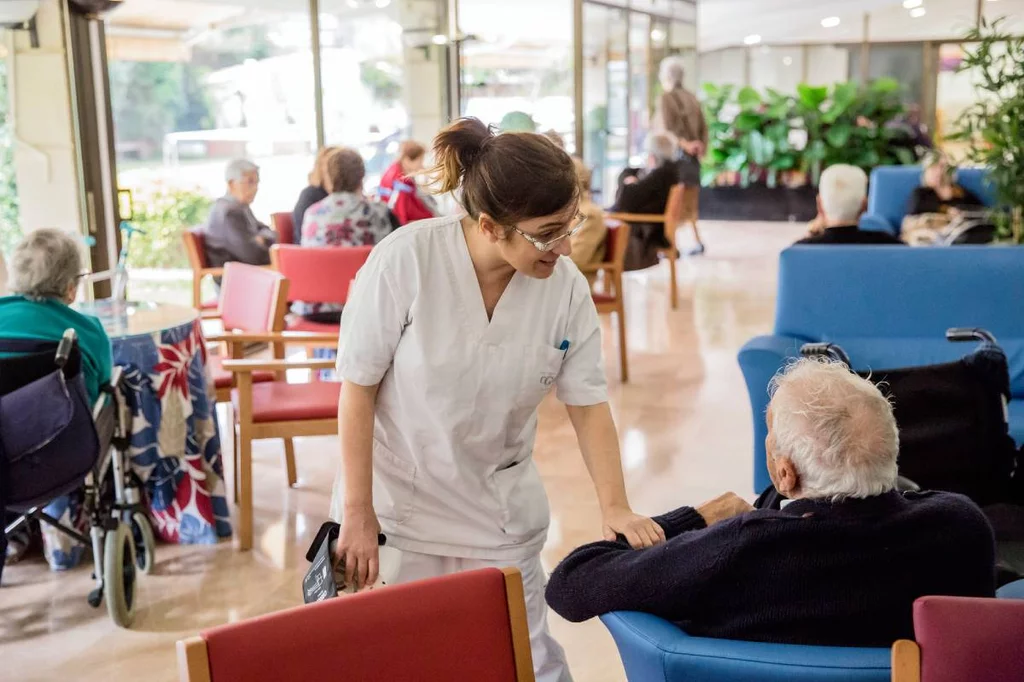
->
[103,522,137,627]
[128,511,156,575]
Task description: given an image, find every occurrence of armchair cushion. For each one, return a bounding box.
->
[231,381,341,423]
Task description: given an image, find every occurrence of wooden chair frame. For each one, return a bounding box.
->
[176,567,536,682]
[181,230,224,319]
[215,331,338,551]
[891,640,921,682]
[579,222,631,382]
[605,183,685,310]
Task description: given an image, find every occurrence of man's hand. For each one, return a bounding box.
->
[602,506,666,548]
[697,493,754,526]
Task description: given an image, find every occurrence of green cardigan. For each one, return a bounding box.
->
[0,295,113,404]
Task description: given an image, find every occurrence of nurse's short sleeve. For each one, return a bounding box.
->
[556,272,609,406]
[336,253,408,387]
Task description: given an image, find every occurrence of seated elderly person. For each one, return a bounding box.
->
[797,164,904,245]
[612,132,679,270]
[203,158,278,268]
[569,158,607,275]
[902,152,987,245]
[546,358,995,647]
[0,228,113,566]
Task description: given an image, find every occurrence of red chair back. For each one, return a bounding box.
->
[182,228,210,269]
[219,262,289,333]
[915,596,1024,682]
[188,568,533,682]
[270,212,295,245]
[603,223,630,268]
[271,244,372,305]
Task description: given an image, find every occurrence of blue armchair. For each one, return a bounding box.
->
[602,582,1024,682]
[739,246,1024,493]
[859,165,995,236]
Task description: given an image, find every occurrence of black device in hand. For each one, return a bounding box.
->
[302,521,387,603]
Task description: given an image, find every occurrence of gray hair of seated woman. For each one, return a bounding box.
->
[646,132,679,165]
[9,228,84,301]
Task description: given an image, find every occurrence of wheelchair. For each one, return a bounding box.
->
[1,329,156,627]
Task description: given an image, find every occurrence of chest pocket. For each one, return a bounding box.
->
[517,344,565,409]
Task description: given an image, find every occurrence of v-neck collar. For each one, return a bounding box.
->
[451,219,522,341]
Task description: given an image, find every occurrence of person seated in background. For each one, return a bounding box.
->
[546,358,995,647]
[543,129,566,150]
[377,141,437,226]
[613,132,679,271]
[796,165,904,245]
[298,148,398,323]
[203,159,278,268]
[902,152,986,245]
[0,228,113,566]
[569,158,607,276]
[292,146,337,233]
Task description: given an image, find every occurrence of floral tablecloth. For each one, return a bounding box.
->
[44,305,231,568]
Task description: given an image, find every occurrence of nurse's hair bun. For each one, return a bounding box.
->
[431,117,494,195]
[430,117,578,226]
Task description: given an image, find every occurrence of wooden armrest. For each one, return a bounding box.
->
[577,263,613,274]
[605,212,666,223]
[205,331,338,346]
[221,358,337,373]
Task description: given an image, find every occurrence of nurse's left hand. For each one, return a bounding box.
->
[602,507,667,549]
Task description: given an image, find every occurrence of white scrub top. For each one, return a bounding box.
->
[332,214,608,561]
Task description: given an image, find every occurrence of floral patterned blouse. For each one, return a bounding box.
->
[296,192,398,316]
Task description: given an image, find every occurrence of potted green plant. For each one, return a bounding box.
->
[947,17,1024,244]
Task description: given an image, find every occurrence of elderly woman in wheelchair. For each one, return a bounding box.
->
[0,228,154,627]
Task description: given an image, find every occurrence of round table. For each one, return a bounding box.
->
[76,300,232,545]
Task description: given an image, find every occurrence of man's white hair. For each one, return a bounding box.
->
[9,228,84,301]
[225,158,259,183]
[768,358,899,501]
[646,132,678,164]
[659,55,686,90]
[818,164,868,224]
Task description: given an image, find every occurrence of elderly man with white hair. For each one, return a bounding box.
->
[202,158,278,268]
[797,164,904,245]
[612,132,680,270]
[546,358,995,646]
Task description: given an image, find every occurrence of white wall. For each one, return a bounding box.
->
[698,47,746,88]
[8,1,83,242]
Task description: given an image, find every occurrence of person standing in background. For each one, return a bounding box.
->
[651,56,708,255]
[377,141,437,226]
[292,146,337,233]
[202,159,277,268]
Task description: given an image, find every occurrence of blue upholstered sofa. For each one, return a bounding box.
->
[738,246,1024,493]
[859,165,996,236]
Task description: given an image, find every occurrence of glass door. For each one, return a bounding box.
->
[582,2,628,203]
[627,11,651,165]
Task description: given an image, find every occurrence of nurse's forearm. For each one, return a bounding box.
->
[567,402,630,512]
[339,381,379,509]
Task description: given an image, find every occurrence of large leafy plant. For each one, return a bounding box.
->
[947,17,1024,243]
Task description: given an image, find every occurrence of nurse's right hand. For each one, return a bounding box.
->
[335,505,382,590]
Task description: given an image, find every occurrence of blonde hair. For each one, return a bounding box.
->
[309,146,338,187]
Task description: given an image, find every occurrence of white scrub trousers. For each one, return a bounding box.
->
[388,549,573,682]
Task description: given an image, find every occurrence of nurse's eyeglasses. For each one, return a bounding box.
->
[509,213,587,252]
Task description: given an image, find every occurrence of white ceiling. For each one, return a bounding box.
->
[698,0,1024,52]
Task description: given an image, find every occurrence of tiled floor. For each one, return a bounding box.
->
[0,220,807,682]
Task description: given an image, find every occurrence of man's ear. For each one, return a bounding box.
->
[477,213,504,244]
[774,455,801,496]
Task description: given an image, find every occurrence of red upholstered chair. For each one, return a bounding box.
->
[270,212,295,245]
[177,567,536,682]
[270,244,372,334]
[181,228,222,318]
[891,596,1024,682]
[578,222,631,382]
[606,183,684,309]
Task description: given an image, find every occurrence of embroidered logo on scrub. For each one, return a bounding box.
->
[540,375,555,386]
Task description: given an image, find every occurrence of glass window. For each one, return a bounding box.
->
[458,0,575,152]
[868,43,924,105]
[583,3,629,199]
[628,11,651,164]
[805,44,851,87]
[105,0,317,304]
[0,34,20,258]
[698,47,746,89]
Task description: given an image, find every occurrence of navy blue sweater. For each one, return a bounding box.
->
[546,491,995,646]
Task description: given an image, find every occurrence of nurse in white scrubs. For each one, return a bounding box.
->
[331,118,665,682]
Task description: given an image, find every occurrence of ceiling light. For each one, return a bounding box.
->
[375,0,391,6]
[902,0,922,7]
[431,34,449,45]
[910,7,927,17]
[743,34,762,45]
[650,28,666,42]
[821,16,840,28]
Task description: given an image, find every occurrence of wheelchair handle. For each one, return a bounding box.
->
[55,328,78,368]
[799,342,852,367]
[946,327,997,344]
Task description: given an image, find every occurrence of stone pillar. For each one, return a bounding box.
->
[399,0,447,146]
